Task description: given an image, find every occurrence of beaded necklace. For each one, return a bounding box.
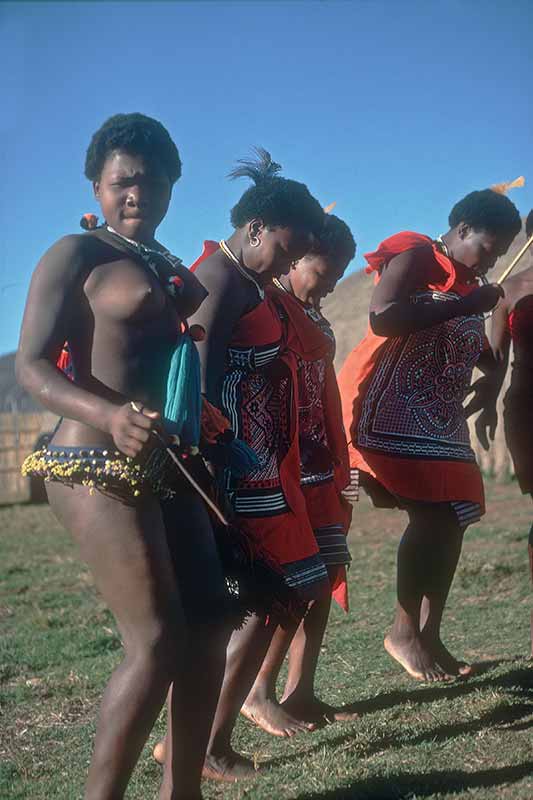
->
[219,239,265,300]
[106,226,184,296]
[272,276,325,325]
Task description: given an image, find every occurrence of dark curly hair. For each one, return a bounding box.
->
[311,213,356,267]
[449,189,521,239]
[525,209,533,238]
[85,113,182,183]
[229,147,324,236]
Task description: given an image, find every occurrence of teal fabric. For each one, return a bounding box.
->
[227,438,259,477]
[163,333,202,446]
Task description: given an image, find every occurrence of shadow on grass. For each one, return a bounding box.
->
[263,666,533,770]
[330,660,532,718]
[296,760,533,799]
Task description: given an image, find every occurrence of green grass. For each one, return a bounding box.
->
[1,482,532,799]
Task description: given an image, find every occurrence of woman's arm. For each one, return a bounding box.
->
[171,260,208,319]
[369,249,503,337]
[16,236,159,456]
[470,295,511,450]
[188,258,251,406]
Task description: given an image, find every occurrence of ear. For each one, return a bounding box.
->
[93,181,101,200]
[457,222,471,240]
[248,218,265,239]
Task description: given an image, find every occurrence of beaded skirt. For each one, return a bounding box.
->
[21,443,200,500]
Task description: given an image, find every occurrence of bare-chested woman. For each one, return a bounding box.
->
[474,209,533,655]
[16,113,228,800]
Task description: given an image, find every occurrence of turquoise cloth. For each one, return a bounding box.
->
[163,333,202,446]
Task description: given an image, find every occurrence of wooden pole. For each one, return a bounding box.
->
[497,233,533,284]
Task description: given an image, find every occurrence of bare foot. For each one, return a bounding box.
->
[241,697,316,737]
[426,636,473,677]
[153,739,166,764]
[281,695,359,725]
[384,632,452,682]
[203,750,258,782]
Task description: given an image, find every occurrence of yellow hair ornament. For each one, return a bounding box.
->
[490,176,525,195]
[323,202,337,214]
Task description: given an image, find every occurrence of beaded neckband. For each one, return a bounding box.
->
[219,239,265,300]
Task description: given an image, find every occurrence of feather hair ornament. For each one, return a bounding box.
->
[323,202,337,214]
[228,147,282,184]
[487,177,529,283]
[490,176,525,195]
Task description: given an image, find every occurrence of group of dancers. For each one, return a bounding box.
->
[16,112,532,799]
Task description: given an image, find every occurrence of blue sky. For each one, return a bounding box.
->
[1,0,532,355]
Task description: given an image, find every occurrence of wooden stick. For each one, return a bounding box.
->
[130,402,229,526]
[156,438,229,526]
[497,233,533,284]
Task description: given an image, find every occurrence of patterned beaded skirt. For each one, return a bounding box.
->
[21,443,200,501]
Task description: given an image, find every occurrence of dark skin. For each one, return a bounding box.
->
[242,253,359,735]
[364,222,513,682]
[156,221,316,780]
[16,149,221,800]
[473,244,533,656]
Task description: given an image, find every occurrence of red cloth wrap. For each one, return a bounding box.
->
[190,241,330,603]
[269,287,352,610]
[338,231,485,512]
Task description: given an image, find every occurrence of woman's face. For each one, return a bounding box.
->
[290,254,346,305]
[94,150,172,243]
[453,224,514,275]
[243,222,313,278]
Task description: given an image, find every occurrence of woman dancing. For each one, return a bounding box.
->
[337,189,521,682]
[185,149,326,779]
[242,213,358,733]
[475,209,533,654]
[17,113,228,800]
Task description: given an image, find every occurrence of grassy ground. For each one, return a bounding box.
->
[1,482,532,800]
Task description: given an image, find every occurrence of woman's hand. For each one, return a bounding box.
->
[106,403,163,458]
[465,375,499,451]
[474,406,498,451]
[460,284,504,316]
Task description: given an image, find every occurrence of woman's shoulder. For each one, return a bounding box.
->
[195,249,250,297]
[45,231,110,261]
[503,268,533,312]
[36,231,125,285]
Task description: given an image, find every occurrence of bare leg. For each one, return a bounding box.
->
[529,522,533,658]
[160,625,227,797]
[418,519,471,677]
[46,482,203,800]
[159,493,230,798]
[281,576,357,723]
[204,613,278,781]
[241,614,316,737]
[384,506,458,682]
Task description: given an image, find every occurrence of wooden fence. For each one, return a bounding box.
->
[0,411,58,504]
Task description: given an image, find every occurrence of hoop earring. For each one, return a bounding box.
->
[249,236,260,247]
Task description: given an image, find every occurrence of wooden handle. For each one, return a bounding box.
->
[497,233,533,284]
